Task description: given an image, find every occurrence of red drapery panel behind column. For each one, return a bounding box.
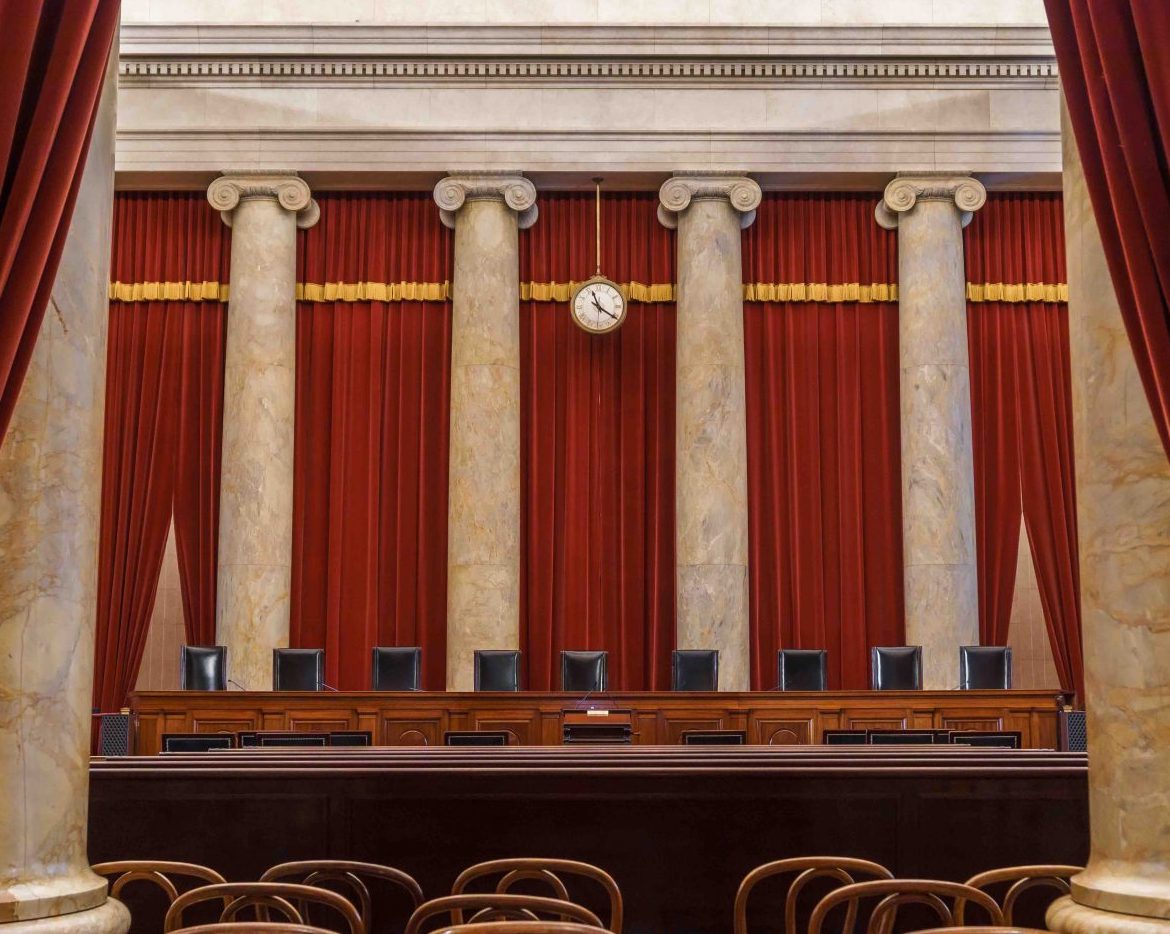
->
[1045,0,1170,459]
[94,192,228,714]
[965,192,1084,700]
[519,193,676,691]
[292,193,453,691]
[742,194,904,690]
[0,0,119,442]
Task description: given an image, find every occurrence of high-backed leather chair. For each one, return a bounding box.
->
[180,645,227,691]
[870,645,922,691]
[272,648,324,691]
[371,646,422,691]
[561,651,608,693]
[475,650,522,691]
[777,649,828,691]
[959,645,1012,690]
[671,649,718,691]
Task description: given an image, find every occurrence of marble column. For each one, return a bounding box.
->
[1047,99,1170,934]
[434,173,537,691]
[876,173,986,689]
[206,173,318,691]
[658,173,761,692]
[0,37,129,933]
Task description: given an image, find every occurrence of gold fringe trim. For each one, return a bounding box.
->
[520,281,675,303]
[966,282,1068,303]
[744,282,897,303]
[296,281,451,302]
[108,281,228,302]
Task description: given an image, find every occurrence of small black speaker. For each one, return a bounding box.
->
[1061,709,1087,752]
[98,713,132,756]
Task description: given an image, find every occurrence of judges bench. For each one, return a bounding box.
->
[126,688,1066,753]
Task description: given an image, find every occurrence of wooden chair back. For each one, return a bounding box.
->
[959,865,1082,925]
[94,860,229,930]
[405,895,603,934]
[432,924,607,934]
[164,882,363,934]
[261,859,424,932]
[807,879,1004,934]
[452,858,621,934]
[171,925,338,933]
[911,928,1050,933]
[733,856,893,934]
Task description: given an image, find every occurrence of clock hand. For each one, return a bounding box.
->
[590,293,617,320]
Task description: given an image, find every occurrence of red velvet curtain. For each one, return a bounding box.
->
[966,193,1084,700]
[519,193,676,691]
[0,1,119,442]
[94,192,229,714]
[1045,0,1170,458]
[743,194,904,690]
[292,193,452,691]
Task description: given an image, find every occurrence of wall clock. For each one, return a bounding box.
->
[569,178,627,335]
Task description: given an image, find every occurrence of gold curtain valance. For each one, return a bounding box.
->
[108,279,1069,305]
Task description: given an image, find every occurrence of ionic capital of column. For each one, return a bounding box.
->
[657,172,762,230]
[207,170,320,229]
[433,172,538,230]
[875,172,987,230]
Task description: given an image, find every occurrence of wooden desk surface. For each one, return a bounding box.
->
[127,688,1066,754]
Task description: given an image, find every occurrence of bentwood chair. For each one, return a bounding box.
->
[474,650,522,691]
[958,865,1083,926]
[911,929,1049,934]
[452,858,623,934]
[807,879,1003,934]
[94,861,229,932]
[733,856,893,934]
[560,651,608,693]
[180,645,228,691]
[432,925,605,934]
[405,895,602,934]
[272,649,325,691]
[777,650,829,691]
[869,646,923,691]
[262,859,424,934]
[371,647,423,691]
[163,883,362,934]
[672,650,719,691]
[171,926,338,934]
[959,646,1013,690]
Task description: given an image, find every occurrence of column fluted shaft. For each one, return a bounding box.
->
[0,38,129,932]
[659,173,761,692]
[435,173,537,691]
[877,173,985,689]
[207,172,318,691]
[1047,98,1170,934]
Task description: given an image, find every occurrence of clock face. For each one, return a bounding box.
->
[570,278,627,334]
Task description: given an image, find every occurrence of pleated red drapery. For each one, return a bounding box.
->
[1045,0,1170,460]
[519,193,676,691]
[966,192,1084,700]
[743,194,905,690]
[292,193,453,691]
[93,192,229,715]
[0,0,119,442]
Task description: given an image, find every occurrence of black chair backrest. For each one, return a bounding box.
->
[371,646,422,691]
[682,730,746,745]
[273,648,324,691]
[180,645,227,691]
[475,650,522,691]
[869,730,935,745]
[672,650,719,691]
[952,731,1022,748]
[778,649,828,691]
[823,730,867,745]
[561,651,608,692]
[162,733,233,752]
[329,731,372,746]
[959,645,1013,690]
[257,732,328,747]
[445,730,510,746]
[870,645,923,690]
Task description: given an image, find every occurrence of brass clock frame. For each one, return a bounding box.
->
[569,275,627,335]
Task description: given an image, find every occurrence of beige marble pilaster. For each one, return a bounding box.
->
[434,173,537,691]
[207,172,318,691]
[876,173,985,689]
[1047,98,1170,934]
[0,36,129,933]
[658,173,760,692]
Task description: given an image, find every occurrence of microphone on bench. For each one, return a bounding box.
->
[321,681,340,693]
[227,679,249,691]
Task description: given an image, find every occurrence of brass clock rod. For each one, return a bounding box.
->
[593,176,603,278]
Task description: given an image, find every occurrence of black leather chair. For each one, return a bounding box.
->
[672,650,719,691]
[777,649,828,691]
[870,645,923,691]
[959,645,1012,690]
[474,650,522,691]
[179,645,227,691]
[561,650,608,692]
[272,648,324,691]
[371,646,422,691]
